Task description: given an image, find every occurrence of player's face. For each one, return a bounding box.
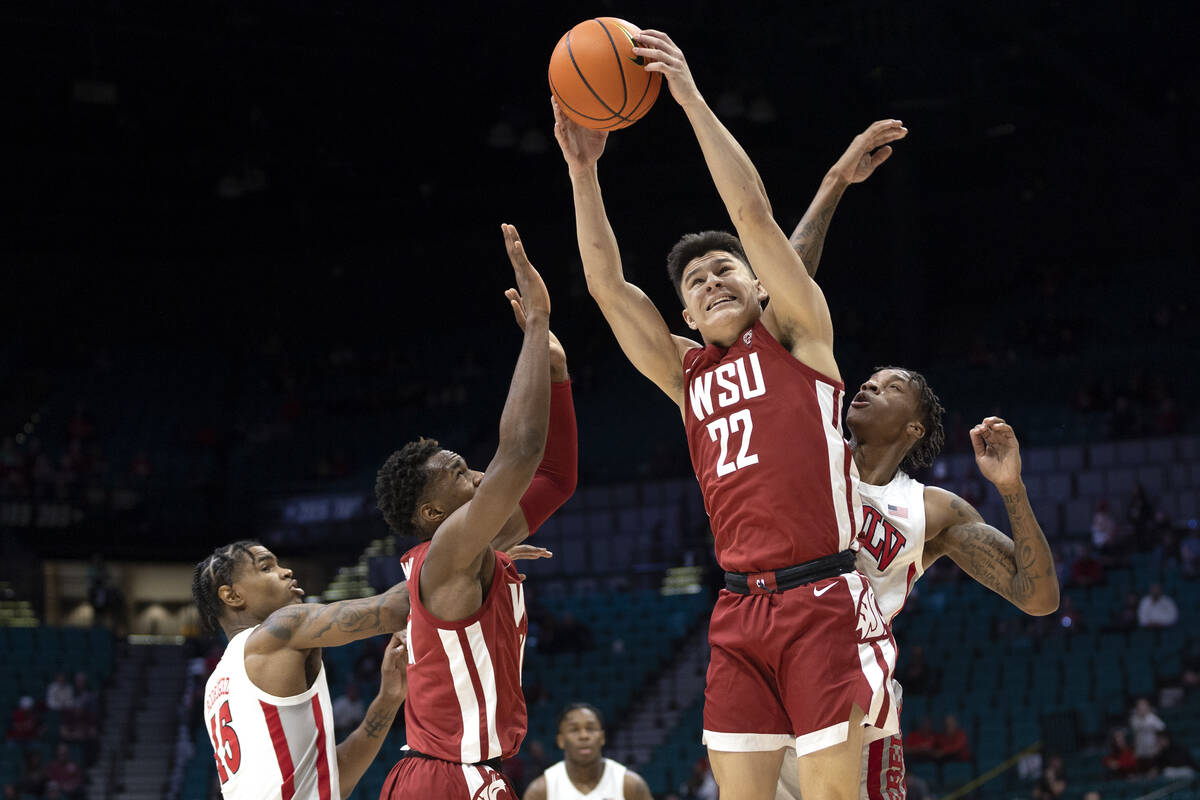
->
[557,708,605,766]
[845,369,921,439]
[423,449,483,521]
[680,251,765,344]
[231,545,305,618]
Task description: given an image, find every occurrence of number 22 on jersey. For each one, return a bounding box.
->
[208,700,241,783]
[706,409,758,476]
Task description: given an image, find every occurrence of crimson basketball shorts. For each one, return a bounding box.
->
[379,755,517,800]
[702,570,899,757]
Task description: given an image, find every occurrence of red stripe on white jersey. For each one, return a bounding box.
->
[310,696,332,800]
[260,701,296,800]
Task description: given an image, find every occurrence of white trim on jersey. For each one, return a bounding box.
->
[464,622,502,759]
[815,382,859,553]
[438,628,483,763]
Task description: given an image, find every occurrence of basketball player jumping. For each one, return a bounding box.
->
[775,122,1060,800]
[553,31,897,800]
[373,224,578,800]
[523,703,653,800]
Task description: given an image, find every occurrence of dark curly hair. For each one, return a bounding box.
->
[376,437,442,539]
[877,365,946,474]
[556,702,606,733]
[666,230,752,303]
[192,540,259,636]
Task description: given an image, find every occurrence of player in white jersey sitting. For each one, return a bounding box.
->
[524,704,652,800]
[775,122,1061,800]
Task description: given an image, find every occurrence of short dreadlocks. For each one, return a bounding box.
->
[192,540,259,636]
[376,437,442,539]
[877,365,946,474]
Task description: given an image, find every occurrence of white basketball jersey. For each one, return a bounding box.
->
[855,470,927,621]
[543,759,627,800]
[203,628,340,800]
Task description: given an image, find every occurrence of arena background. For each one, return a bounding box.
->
[3,1,1198,798]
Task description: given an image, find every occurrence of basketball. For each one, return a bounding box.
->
[548,17,662,131]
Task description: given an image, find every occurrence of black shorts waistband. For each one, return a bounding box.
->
[397,748,504,773]
[724,549,857,595]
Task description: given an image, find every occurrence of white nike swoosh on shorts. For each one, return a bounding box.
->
[813,583,836,597]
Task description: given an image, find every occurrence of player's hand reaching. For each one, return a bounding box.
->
[552,97,608,174]
[506,287,567,381]
[633,30,701,108]
[504,543,554,583]
[501,223,551,319]
[378,631,409,705]
[828,120,907,186]
[970,416,1024,493]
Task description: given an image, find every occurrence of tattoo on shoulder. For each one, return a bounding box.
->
[264,607,306,641]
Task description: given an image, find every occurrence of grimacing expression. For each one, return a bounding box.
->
[680,251,766,339]
[420,449,483,526]
[557,708,605,765]
[227,545,305,619]
[845,369,923,439]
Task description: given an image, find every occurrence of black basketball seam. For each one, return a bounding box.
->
[550,70,617,123]
[621,68,659,125]
[566,28,623,119]
[593,18,630,117]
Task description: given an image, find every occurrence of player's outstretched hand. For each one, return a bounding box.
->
[506,287,567,381]
[970,416,1023,492]
[501,223,551,319]
[552,97,608,173]
[828,120,907,186]
[633,30,701,108]
[378,631,408,705]
[505,544,554,583]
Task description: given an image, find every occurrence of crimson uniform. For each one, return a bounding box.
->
[684,320,898,756]
[379,542,528,800]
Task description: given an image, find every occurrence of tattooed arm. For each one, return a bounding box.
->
[249,581,411,653]
[922,418,1059,616]
[336,633,408,799]
[789,120,907,276]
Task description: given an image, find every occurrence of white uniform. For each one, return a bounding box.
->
[543,759,627,800]
[203,627,340,800]
[778,471,927,800]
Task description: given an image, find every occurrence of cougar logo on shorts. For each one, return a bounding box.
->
[855,582,888,640]
[472,775,513,800]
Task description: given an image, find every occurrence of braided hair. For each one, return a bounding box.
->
[876,365,946,474]
[192,540,259,636]
[376,438,442,539]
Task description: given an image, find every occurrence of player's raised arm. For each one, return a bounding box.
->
[423,224,551,574]
[335,632,408,799]
[553,98,694,407]
[922,417,1060,616]
[635,30,838,370]
[789,120,907,276]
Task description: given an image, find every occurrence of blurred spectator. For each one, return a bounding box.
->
[1082,792,1101,800]
[1129,698,1166,766]
[1,785,14,800]
[1154,731,1196,778]
[905,717,939,761]
[905,772,933,800]
[46,671,74,711]
[1126,484,1154,549]
[6,696,40,742]
[332,683,365,739]
[47,744,84,800]
[18,751,47,797]
[1180,526,1200,578]
[1102,729,1137,777]
[1091,501,1117,551]
[898,645,931,696]
[1069,546,1104,587]
[935,715,971,762]
[1105,592,1141,633]
[1033,754,1067,799]
[1137,584,1178,628]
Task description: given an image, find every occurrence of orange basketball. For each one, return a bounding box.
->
[548,17,662,131]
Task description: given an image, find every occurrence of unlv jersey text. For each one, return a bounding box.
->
[858,505,907,571]
[688,353,766,422]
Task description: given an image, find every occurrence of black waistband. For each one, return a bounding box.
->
[398,748,504,773]
[724,549,857,595]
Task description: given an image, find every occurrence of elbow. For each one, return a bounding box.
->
[1023,589,1061,617]
[733,196,775,228]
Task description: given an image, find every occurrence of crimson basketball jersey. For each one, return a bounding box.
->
[399,542,528,763]
[683,320,861,572]
[203,628,339,800]
[856,471,928,622]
